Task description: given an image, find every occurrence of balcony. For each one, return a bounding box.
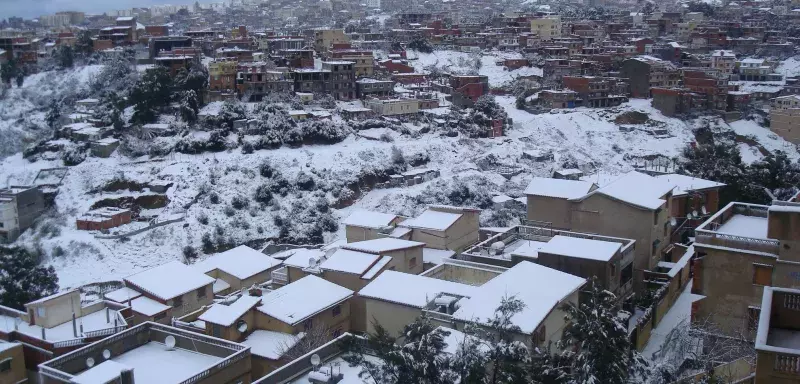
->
[755,287,800,383]
[695,202,779,255]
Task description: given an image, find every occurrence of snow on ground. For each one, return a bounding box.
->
[642,281,705,358]
[777,56,800,77]
[729,119,800,157]
[409,50,542,87]
[738,143,765,164]
[2,89,799,290]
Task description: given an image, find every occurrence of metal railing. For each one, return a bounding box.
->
[178,348,250,384]
[51,338,86,348]
[38,365,74,381]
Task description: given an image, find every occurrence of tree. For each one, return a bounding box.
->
[0,58,18,85]
[558,278,640,384]
[15,71,24,87]
[0,246,59,310]
[175,61,209,105]
[179,90,200,123]
[54,45,74,69]
[278,322,332,361]
[464,296,530,384]
[130,67,172,124]
[74,30,95,57]
[46,99,62,129]
[342,316,454,384]
[94,93,125,131]
[408,37,434,53]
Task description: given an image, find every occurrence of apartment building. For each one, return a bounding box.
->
[237,64,294,102]
[769,95,800,144]
[398,205,481,252]
[343,210,403,242]
[38,322,252,384]
[754,286,800,383]
[0,341,25,384]
[355,78,394,98]
[364,97,420,116]
[209,60,238,92]
[711,50,736,75]
[313,29,350,52]
[122,261,215,322]
[329,49,374,77]
[531,16,562,41]
[525,172,675,292]
[561,76,629,108]
[192,245,283,295]
[0,186,45,243]
[693,200,800,339]
[620,56,680,98]
[321,61,356,100]
[682,67,730,111]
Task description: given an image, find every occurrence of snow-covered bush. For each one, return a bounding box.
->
[295,171,315,191]
[231,195,250,210]
[254,183,273,205]
[62,146,87,166]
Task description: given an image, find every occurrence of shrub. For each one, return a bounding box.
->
[231,195,250,210]
[209,192,220,204]
[62,147,87,166]
[259,161,274,178]
[223,205,235,217]
[270,173,291,196]
[197,212,209,225]
[295,171,315,191]
[254,183,273,204]
[201,233,214,253]
[183,245,198,260]
[241,141,254,154]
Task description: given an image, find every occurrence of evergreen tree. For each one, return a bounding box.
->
[55,45,74,69]
[527,347,571,384]
[557,278,639,384]
[0,58,17,85]
[46,99,62,129]
[15,70,24,87]
[130,67,172,124]
[75,30,94,57]
[175,61,209,105]
[179,90,200,123]
[465,296,530,384]
[0,246,59,310]
[94,93,125,131]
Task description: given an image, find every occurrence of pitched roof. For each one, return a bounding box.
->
[575,171,674,210]
[318,249,380,275]
[124,261,214,301]
[258,276,352,325]
[199,295,262,326]
[524,177,595,199]
[654,174,725,196]
[341,238,425,254]
[192,245,282,280]
[359,271,478,308]
[400,210,462,231]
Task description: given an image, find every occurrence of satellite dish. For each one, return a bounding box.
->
[692,210,699,218]
[701,206,708,215]
[308,257,316,268]
[102,349,111,359]
[669,217,677,226]
[165,335,176,350]
[310,353,321,367]
[86,357,95,368]
[237,320,248,333]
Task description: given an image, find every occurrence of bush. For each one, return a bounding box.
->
[270,173,291,196]
[295,171,316,191]
[241,141,254,154]
[197,213,209,225]
[223,205,236,217]
[183,245,198,260]
[259,161,274,178]
[201,233,214,253]
[62,147,87,166]
[209,192,220,204]
[319,213,338,232]
[231,195,250,210]
[254,183,273,205]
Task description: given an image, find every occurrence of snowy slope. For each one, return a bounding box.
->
[409,51,543,87]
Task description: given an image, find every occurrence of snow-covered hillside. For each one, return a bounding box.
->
[408,51,543,87]
[2,93,796,290]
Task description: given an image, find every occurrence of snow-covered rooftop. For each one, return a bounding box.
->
[399,209,462,231]
[107,341,221,383]
[655,174,725,196]
[199,295,261,326]
[192,245,282,280]
[281,248,326,269]
[104,287,142,303]
[71,360,129,384]
[453,261,585,334]
[341,238,425,254]
[716,214,768,239]
[242,330,304,360]
[537,235,621,262]
[579,171,674,210]
[362,256,392,280]
[125,261,214,301]
[359,271,478,308]
[524,177,595,199]
[342,209,397,229]
[130,296,170,316]
[258,276,353,325]
[319,249,380,275]
[423,248,455,265]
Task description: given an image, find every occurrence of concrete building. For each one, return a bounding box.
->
[321,61,356,100]
[0,186,45,243]
[209,60,238,92]
[0,341,25,384]
[38,322,252,384]
[192,245,283,295]
[313,29,350,53]
[342,209,403,242]
[754,286,800,383]
[364,97,419,116]
[693,200,800,339]
[329,49,374,77]
[76,207,132,231]
[399,205,481,252]
[355,78,394,98]
[531,16,562,41]
[620,56,680,98]
[524,172,675,293]
[123,261,215,322]
[711,50,736,75]
[769,95,800,145]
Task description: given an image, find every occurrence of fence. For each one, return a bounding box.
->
[94,215,185,239]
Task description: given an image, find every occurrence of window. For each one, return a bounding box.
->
[173,296,183,308]
[153,311,166,321]
[212,324,222,337]
[36,307,46,318]
[753,264,773,286]
[652,239,661,256]
[196,287,206,299]
[304,319,313,331]
[332,305,341,317]
[747,307,761,330]
[409,257,418,269]
[620,263,633,285]
[610,263,616,277]
[0,358,11,372]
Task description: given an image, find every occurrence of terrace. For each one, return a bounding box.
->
[39,322,251,384]
[755,287,800,382]
[695,202,779,255]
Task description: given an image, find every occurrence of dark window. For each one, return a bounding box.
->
[196,287,206,299]
[0,358,10,372]
[332,328,342,338]
[620,263,633,285]
[753,264,773,286]
[332,305,341,317]
[172,296,183,308]
[747,307,761,330]
[304,319,313,331]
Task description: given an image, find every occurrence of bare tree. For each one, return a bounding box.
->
[277,322,332,361]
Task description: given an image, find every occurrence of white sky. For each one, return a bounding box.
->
[0,0,204,19]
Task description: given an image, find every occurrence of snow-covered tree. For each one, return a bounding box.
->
[54,45,74,69]
[174,61,209,105]
[0,246,59,310]
[179,90,200,124]
[557,278,641,384]
[91,53,138,94]
[45,99,62,129]
[93,93,125,131]
[464,296,530,384]
[130,67,172,124]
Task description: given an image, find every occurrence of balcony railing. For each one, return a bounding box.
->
[774,354,800,374]
[179,348,250,384]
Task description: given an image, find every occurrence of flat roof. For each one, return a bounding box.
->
[524,177,594,199]
[258,276,352,325]
[342,209,397,229]
[72,360,129,384]
[341,238,425,254]
[192,245,281,280]
[716,214,768,239]
[319,249,380,275]
[242,330,304,360]
[104,287,142,303]
[359,271,477,309]
[537,235,621,262]
[130,296,170,316]
[199,295,261,326]
[109,342,221,383]
[399,210,461,231]
[125,261,214,301]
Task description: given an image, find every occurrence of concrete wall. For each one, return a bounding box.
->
[527,195,572,229]
[444,214,480,252]
[769,109,800,145]
[767,209,800,263]
[755,352,799,384]
[168,284,214,318]
[0,342,26,384]
[27,291,82,329]
[364,298,422,336]
[345,225,381,243]
[255,299,351,338]
[423,263,502,286]
[694,244,775,337]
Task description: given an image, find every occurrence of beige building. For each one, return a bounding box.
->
[400,205,481,252]
[364,98,420,116]
[693,200,800,339]
[313,29,350,52]
[360,261,585,349]
[0,341,26,384]
[711,50,736,75]
[531,16,562,41]
[342,209,404,242]
[192,245,283,295]
[769,95,800,145]
[123,260,215,322]
[525,172,674,292]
